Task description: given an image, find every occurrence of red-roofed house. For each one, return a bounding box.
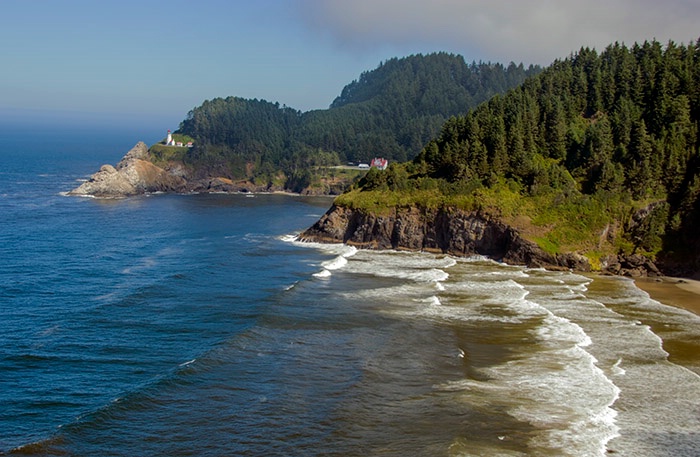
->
[370,158,388,170]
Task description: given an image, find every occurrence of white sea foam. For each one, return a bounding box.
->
[283,235,359,278]
[535,314,593,348]
[338,251,451,285]
[445,277,541,321]
[513,282,622,454]
[321,254,348,271]
[420,263,622,456]
[287,243,457,289]
[283,235,358,259]
[420,295,442,307]
[310,245,357,277]
[569,276,700,455]
[353,250,456,270]
[279,244,695,455]
[474,269,530,278]
[394,282,538,324]
[454,341,620,456]
[290,246,698,456]
[611,358,626,376]
[61,192,96,198]
[278,234,300,243]
[513,271,699,455]
[313,269,332,279]
[343,254,539,322]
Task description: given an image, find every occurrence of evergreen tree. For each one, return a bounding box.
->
[408,38,700,267]
[177,53,540,182]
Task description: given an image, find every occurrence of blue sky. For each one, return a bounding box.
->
[2,0,698,130]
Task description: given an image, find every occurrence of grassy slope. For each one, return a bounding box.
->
[334,180,646,269]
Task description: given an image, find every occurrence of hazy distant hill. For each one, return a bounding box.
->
[174,53,540,187]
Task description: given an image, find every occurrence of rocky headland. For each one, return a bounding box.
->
[68,142,284,198]
[68,142,186,198]
[299,204,662,277]
[69,143,665,277]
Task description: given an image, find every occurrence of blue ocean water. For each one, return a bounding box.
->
[1,126,699,456]
[0,126,333,453]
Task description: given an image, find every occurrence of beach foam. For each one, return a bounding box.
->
[312,269,332,279]
[277,244,700,456]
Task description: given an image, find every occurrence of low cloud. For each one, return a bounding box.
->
[299,0,699,64]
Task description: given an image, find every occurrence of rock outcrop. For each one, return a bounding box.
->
[68,142,296,197]
[600,253,661,277]
[300,204,669,275]
[68,142,187,198]
[299,204,592,271]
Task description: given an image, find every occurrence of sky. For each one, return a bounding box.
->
[1,0,698,130]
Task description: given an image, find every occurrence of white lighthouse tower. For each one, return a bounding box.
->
[166,129,173,146]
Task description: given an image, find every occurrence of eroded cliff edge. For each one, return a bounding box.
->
[299,204,661,276]
[68,142,187,198]
[67,142,283,198]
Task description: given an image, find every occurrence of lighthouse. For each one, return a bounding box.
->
[166,129,173,146]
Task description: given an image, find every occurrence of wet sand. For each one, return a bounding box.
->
[635,276,700,316]
[633,276,700,375]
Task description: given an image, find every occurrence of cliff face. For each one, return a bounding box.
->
[300,204,591,271]
[68,142,338,197]
[68,142,187,198]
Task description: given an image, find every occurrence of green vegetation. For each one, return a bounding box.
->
[173,53,539,191]
[340,39,700,270]
[151,39,700,271]
[149,144,189,166]
[149,134,196,166]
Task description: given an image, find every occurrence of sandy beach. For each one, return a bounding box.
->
[633,275,700,378]
[635,276,700,316]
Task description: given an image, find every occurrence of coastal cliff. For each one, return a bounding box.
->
[300,204,666,276]
[67,142,283,198]
[300,204,593,272]
[68,142,187,198]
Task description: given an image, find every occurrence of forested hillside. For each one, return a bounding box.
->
[173,53,539,188]
[301,54,540,162]
[341,39,700,273]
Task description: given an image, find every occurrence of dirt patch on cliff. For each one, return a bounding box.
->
[503,215,550,241]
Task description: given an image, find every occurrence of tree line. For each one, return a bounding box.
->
[358,39,699,270]
[174,53,540,187]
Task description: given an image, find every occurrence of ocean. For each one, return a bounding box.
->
[1,125,699,456]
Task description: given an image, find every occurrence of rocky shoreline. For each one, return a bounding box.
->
[70,142,663,277]
[68,142,187,198]
[299,204,662,277]
[68,142,289,198]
